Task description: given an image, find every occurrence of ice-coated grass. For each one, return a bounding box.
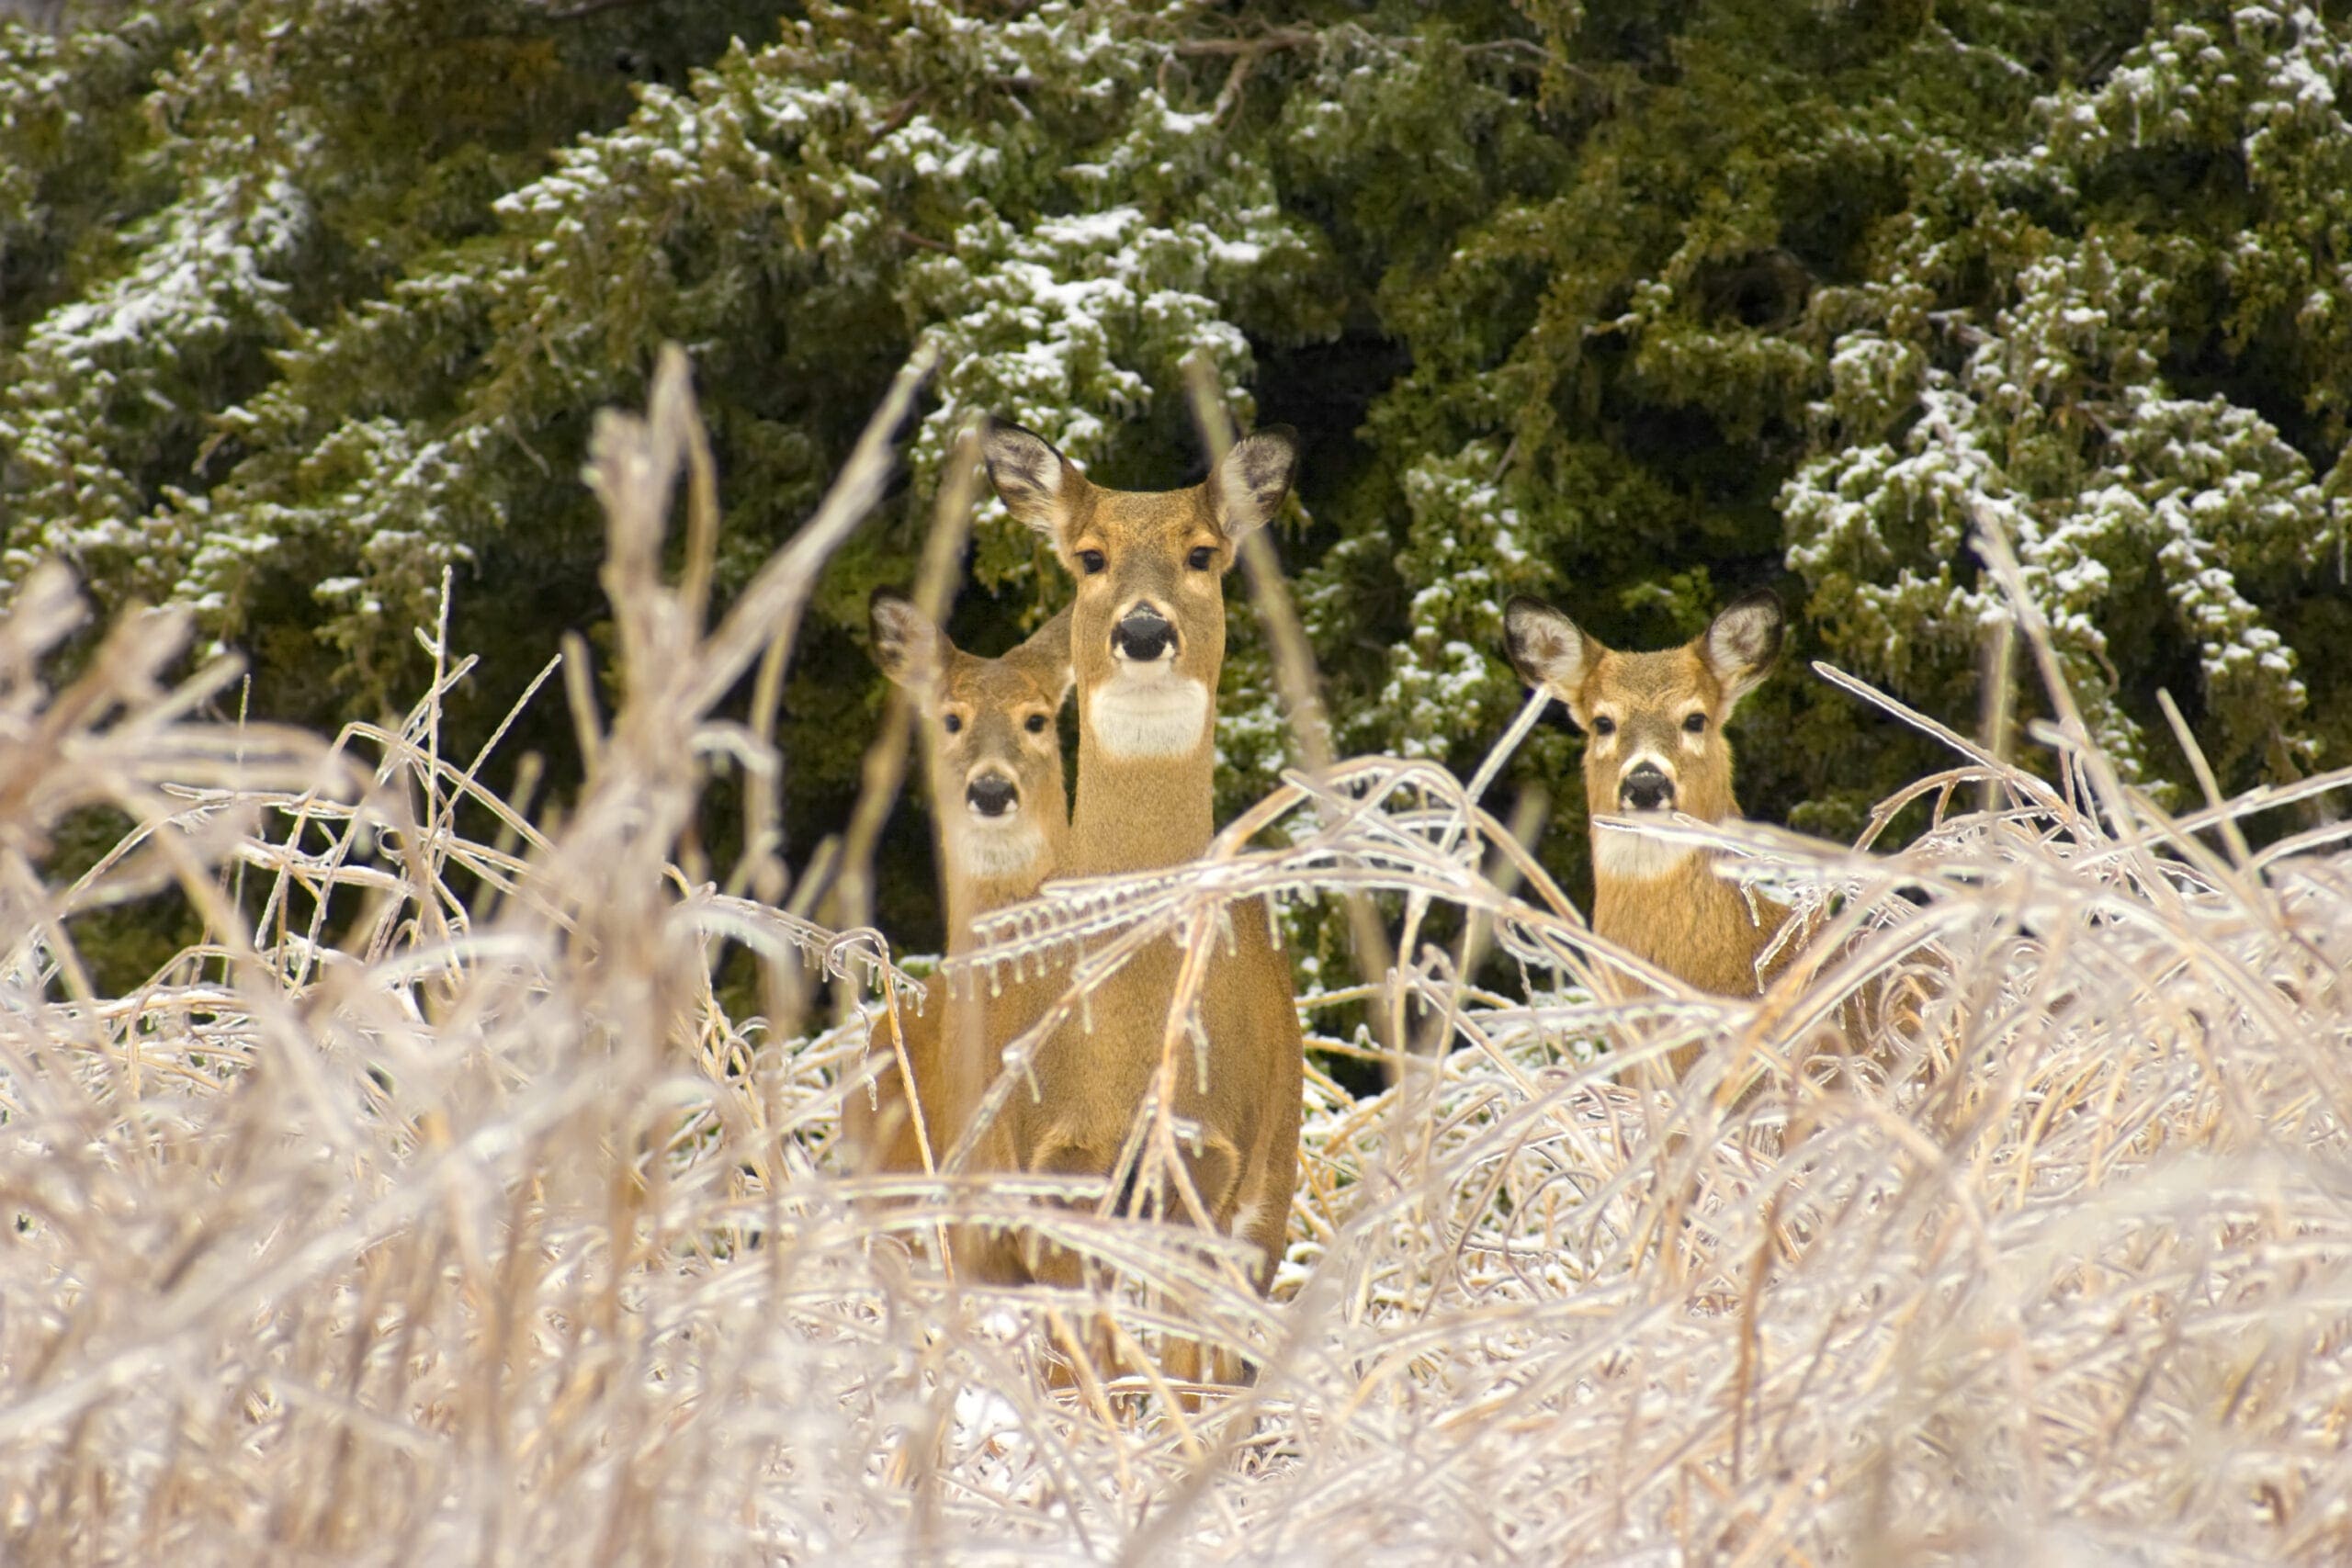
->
[3,357,2349,1564]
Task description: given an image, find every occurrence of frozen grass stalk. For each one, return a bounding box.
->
[0,359,2347,1563]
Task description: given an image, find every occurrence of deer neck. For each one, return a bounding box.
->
[1069,704,1216,876]
[1591,840,1719,911]
[1589,834,1781,997]
[940,827,1061,954]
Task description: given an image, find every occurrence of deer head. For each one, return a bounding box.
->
[869,590,1072,884]
[978,419,1295,761]
[1504,592,1783,879]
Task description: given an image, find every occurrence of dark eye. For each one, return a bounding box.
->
[1024,713,1047,734]
[943,714,962,734]
[1078,549,1106,575]
[1187,546,1215,570]
[1590,716,1615,737]
[1683,712,1707,734]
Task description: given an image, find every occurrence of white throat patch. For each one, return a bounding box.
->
[1591,819,1697,881]
[951,820,1049,882]
[1088,669,1209,758]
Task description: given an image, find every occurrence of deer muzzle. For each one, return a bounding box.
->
[1619,761,1675,813]
[965,771,1020,819]
[1111,604,1178,663]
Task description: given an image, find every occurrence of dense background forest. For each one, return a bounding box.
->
[6,0,2349,965]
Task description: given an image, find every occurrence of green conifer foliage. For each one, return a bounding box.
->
[3,0,2346,962]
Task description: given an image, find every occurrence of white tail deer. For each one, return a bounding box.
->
[845,592,1070,1280]
[981,416,1303,1387]
[1504,592,1789,1077]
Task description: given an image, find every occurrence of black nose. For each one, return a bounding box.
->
[967,773,1018,818]
[1111,605,1176,662]
[1620,764,1674,812]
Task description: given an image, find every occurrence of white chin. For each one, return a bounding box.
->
[954,822,1047,881]
[1089,670,1209,758]
[1591,820,1696,881]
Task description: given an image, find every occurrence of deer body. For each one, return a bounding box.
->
[1035,713,1302,1286]
[982,420,1305,1326]
[1505,592,1789,1074]
[845,596,1070,1277]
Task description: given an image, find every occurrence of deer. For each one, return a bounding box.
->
[978,414,1304,1391]
[1502,591,1793,1081]
[843,591,1071,1282]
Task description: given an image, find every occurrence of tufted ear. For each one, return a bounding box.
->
[1011,605,1074,707]
[1700,591,1784,711]
[867,588,948,700]
[1502,594,1603,725]
[979,417,1082,544]
[1206,425,1297,549]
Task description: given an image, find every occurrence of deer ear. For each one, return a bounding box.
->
[1013,605,1075,707]
[868,588,947,699]
[1503,595,1600,723]
[1208,425,1297,547]
[1702,591,1784,710]
[980,417,1080,543]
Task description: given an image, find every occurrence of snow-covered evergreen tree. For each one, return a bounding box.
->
[4,0,2345,959]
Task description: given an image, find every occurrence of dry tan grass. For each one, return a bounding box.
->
[3,356,2349,1564]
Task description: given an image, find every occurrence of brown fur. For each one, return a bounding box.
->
[845,595,1070,1281]
[983,417,1305,1387]
[1505,592,1789,1079]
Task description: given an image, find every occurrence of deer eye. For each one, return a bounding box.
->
[943,714,963,735]
[1024,713,1047,734]
[1077,549,1106,575]
[1683,712,1707,734]
[1590,716,1616,737]
[1187,546,1215,570]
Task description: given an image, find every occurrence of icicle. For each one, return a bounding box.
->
[1002,1042,1044,1104]
[1080,990,1094,1034]
[1264,889,1283,950]
[1191,1012,1212,1095]
[989,964,1002,999]
[1218,907,1238,957]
